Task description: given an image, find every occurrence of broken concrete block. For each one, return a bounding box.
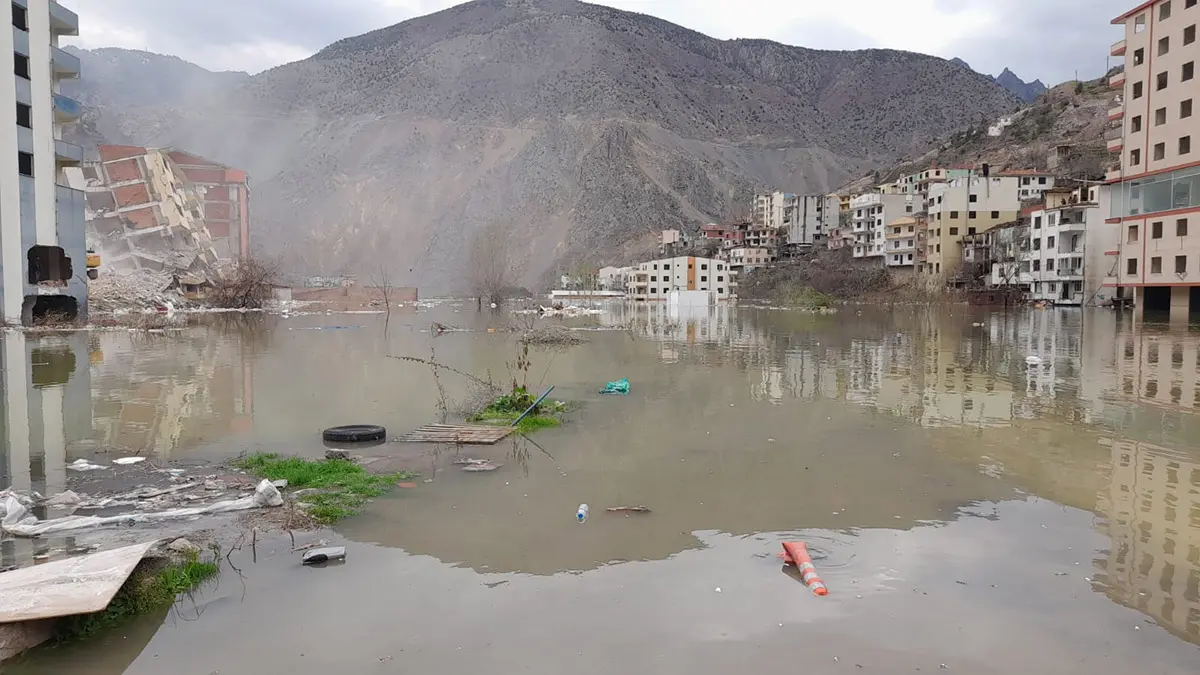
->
[301,547,346,565]
[324,448,351,461]
[166,538,201,556]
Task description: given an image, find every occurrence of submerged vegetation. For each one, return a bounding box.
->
[234,453,414,523]
[56,553,220,642]
[469,384,566,432]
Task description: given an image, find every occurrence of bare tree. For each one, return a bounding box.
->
[210,256,280,309]
[468,222,514,308]
[370,264,393,320]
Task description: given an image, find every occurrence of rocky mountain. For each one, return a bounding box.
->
[844,76,1113,195]
[950,58,1046,103]
[77,0,1022,291]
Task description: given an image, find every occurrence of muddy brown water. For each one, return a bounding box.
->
[3,303,1200,673]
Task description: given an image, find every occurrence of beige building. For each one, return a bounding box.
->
[883,216,920,269]
[626,256,734,301]
[850,193,918,260]
[923,176,1022,282]
[1107,0,1200,321]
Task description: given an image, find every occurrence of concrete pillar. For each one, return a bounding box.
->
[1133,287,1145,322]
[1169,286,1190,325]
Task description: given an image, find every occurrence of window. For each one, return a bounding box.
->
[1156,108,1168,126]
[968,227,976,235]
[1034,216,1042,228]
[1047,259,1055,271]
[1152,256,1163,273]
[1185,62,1195,81]
[652,264,658,270]
[1153,221,1164,238]
[1183,99,1194,118]
[1179,219,1189,236]
[14,53,28,79]
[12,2,26,31]
[1048,283,1057,293]
[650,288,657,294]
[1033,238,1041,250]
[1177,256,1188,274]
[700,276,707,282]
[1186,24,1197,45]
[1160,37,1171,56]
[1039,177,1047,185]
[1136,14,1147,33]
[717,275,724,282]
[1189,0,1197,9]
[1134,48,1145,66]
[1033,260,1041,271]
[968,211,977,219]
[1162,1,1172,20]
[662,263,670,270]
[17,151,32,176]
[1134,81,1144,99]
[1129,225,1139,243]
[1157,71,1169,90]
[969,194,978,203]
[991,211,1000,219]
[949,227,959,235]
[936,244,941,252]
[949,211,959,218]
[1128,258,1138,274]
[1182,136,1192,154]
[1154,142,1166,160]
[1132,115,1143,132]
[700,263,707,270]
[15,103,30,129]
[906,205,913,212]
[1048,236,1056,247]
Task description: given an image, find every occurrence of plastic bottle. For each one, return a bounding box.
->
[576,504,589,523]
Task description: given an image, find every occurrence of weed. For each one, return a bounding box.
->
[233,453,414,524]
[55,554,219,642]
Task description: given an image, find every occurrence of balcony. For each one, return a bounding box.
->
[1107,136,1124,152]
[1106,166,1123,182]
[51,46,79,79]
[50,2,79,36]
[1108,105,1124,121]
[1109,71,1126,89]
[55,139,81,166]
[52,93,80,121]
[1111,39,1126,57]
[1056,268,1084,279]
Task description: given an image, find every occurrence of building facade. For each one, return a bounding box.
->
[1107,0,1200,320]
[1026,187,1100,305]
[923,176,1022,283]
[851,193,918,261]
[788,194,837,247]
[627,256,734,301]
[884,216,920,269]
[0,1,85,324]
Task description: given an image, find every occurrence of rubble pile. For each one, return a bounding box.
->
[88,270,185,312]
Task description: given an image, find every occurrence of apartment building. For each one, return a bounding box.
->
[788,194,837,246]
[851,193,918,260]
[1004,170,1059,200]
[626,256,734,301]
[0,1,85,324]
[883,216,920,270]
[1025,187,1102,305]
[1108,0,1200,320]
[753,191,794,230]
[923,176,1022,282]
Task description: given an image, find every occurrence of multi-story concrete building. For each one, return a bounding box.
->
[923,176,1022,282]
[850,193,918,261]
[1024,188,1096,304]
[626,256,734,301]
[1107,0,1200,321]
[0,1,85,324]
[788,194,837,247]
[658,228,691,256]
[1003,169,1059,200]
[883,216,920,270]
[753,191,794,230]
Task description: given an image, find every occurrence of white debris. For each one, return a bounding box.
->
[113,457,146,465]
[88,269,184,313]
[67,459,106,471]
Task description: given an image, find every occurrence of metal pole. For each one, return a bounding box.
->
[512,385,555,427]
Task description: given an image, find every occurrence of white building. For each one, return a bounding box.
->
[788,194,838,247]
[883,216,920,268]
[0,1,84,324]
[598,266,633,291]
[753,191,795,230]
[658,228,691,256]
[850,193,917,260]
[1026,186,1102,305]
[1002,170,1058,202]
[627,256,734,301]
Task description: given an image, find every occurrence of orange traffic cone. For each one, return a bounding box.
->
[779,541,828,596]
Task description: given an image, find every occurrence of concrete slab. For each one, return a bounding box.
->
[0,541,155,623]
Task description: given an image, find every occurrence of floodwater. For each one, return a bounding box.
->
[3,303,1200,673]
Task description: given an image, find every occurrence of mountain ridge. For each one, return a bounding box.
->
[71,0,1022,291]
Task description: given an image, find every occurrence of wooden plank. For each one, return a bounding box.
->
[0,541,156,623]
[397,424,515,444]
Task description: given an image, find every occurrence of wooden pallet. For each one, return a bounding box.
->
[396,424,515,445]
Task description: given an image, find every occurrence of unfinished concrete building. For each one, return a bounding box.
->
[67,145,250,284]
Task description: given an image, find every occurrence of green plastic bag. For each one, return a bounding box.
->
[600,378,630,395]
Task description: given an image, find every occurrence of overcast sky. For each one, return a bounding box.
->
[70,0,1128,84]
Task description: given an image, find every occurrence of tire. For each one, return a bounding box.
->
[322,424,386,443]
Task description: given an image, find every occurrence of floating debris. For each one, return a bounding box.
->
[606,506,651,513]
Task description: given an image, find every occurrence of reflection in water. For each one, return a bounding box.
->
[0,305,1199,650]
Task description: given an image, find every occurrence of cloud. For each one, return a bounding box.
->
[70,0,1130,83]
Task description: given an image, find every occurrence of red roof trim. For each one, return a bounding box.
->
[1112,1,1155,25]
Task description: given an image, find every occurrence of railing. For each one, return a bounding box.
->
[1111,39,1126,56]
[52,93,80,119]
[1109,71,1126,88]
[1108,105,1125,120]
[51,46,80,77]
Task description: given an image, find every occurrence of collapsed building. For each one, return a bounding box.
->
[64,145,250,297]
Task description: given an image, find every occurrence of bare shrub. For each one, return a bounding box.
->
[210,257,279,309]
[468,222,514,307]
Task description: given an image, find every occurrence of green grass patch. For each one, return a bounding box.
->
[56,554,219,642]
[467,386,567,434]
[781,287,836,309]
[233,453,414,524]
